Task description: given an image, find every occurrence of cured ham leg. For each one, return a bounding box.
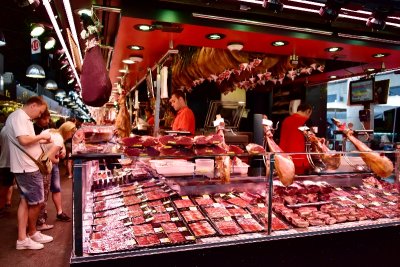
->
[263,116,295,186]
[299,127,341,170]
[332,118,393,178]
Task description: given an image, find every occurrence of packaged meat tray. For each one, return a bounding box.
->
[180,207,206,222]
[188,220,217,238]
[257,214,290,231]
[192,195,215,206]
[131,223,155,236]
[235,215,265,233]
[173,197,196,209]
[211,217,243,236]
[135,234,161,247]
[227,206,250,217]
[203,204,231,218]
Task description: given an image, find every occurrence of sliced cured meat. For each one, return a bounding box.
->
[245,143,266,154]
[195,145,227,155]
[121,136,143,147]
[152,213,171,223]
[193,135,208,145]
[227,207,249,216]
[167,232,186,244]
[226,197,250,208]
[132,224,154,236]
[161,222,180,233]
[236,217,264,232]
[174,199,195,209]
[205,134,223,145]
[213,219,243,235]
[181,210,205,222]
[141,136,158,147]
[159,135,177,145]
[193,196,215,206]
[204,207,231,218]
[189,220,216,237]
[136,234,160,247]
[175,136,194,146]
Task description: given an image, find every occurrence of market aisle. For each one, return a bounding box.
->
[0,164,72,267]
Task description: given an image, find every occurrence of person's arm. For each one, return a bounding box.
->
[17,132,51,146]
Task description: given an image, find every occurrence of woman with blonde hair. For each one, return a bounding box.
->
[37,121,76,231]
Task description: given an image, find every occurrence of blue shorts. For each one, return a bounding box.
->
[50,164,61,193]
[0,167,14,187]
[15,171,44,205]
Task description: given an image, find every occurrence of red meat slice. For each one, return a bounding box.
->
[227,207,249,216]
[121,136,143,147]
[205,134,223,145]
[227,145,244,155]
[161,222,179,233]
[159,135,176,145]
[236,217,264,232]
[132,224,154,236]
[189,220,216,237]
[195,145,227,155]
[152,213,171,223]
[181,210,205,222]
[226,197,250,208]
[245,143,266,154]
[193,135,208,145]
[141,136,158,147]
[175,136,194,146]
[174,199,195,209]
[168,232,186,243]
[213,220,243,235]
[193,197,214,206]
[136,234,160,247]
[204,207,231,218]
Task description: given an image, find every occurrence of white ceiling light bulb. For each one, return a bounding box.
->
[227,42,244,51]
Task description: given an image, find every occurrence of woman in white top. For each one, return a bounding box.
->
[37,121,76,230]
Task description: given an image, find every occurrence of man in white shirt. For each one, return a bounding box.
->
[6,96,54,250]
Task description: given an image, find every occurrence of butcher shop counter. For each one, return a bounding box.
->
[70,150,400,267]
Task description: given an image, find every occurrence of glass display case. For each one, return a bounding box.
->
[70,126,400,265]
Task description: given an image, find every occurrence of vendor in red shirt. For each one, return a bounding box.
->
[145,107,154,126]
[169,90,195,135]
[279,103,313,174]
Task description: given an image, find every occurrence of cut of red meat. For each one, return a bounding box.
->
[161,222,179,233]
[175,136,194,146]
[324,217,337,225]
[174,199,195,209]
[193,197,215,206]
[205,134,223,145]
[123,195,142,206]
[141,136,158,147]
[159,135,176,145]
[152,213,171,223]
[227,207,249,216]
[194,135,208,145]
[189,220,216,237]
[168,232,186,243]
[181,210,205,222]
[248,205,268,215]
[227,145,244,154]
[226,197,250,208]
[236,217,264,232]
[245,143,265,154]
[132,224,154,236]
[204,207,231,218]
[136,234,160,246]
[195,145,227,155]
[307,218,325,226]
[121,136,143,147]
[284,195,298,205]
[290,217,309,228]
[213,219,243,235]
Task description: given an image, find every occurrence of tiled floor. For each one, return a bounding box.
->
[0,164,72,267]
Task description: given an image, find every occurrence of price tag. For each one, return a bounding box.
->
[202,195,210,199]
[371,201,381,206]
[185,235,196,241]
[383,192,392,196]
[166,207,174,212]
[182,196,189,200]
[178,227,187,232]
[351,187,358,190]
[213,203,222,208]
[154,227,163,233]
[244,214,252,219]
[125,239,136,246]
[355,194,363,199]
[356,203,365,209]
[223,216,232,221]
[160,238,170,243]
[387,202,396,206]
[368,193,377,198]
[171,217,179,222]
[140,203,148,209]
[219,193,226,197]
[163,200,171,205]
[189,207,198,211]
[124,222,133,227]
[257,203,265,207]
[335,187,343,191]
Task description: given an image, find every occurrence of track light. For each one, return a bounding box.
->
[319,0,348,22]
[0,31,6,46]
[366,10,390,31]
[262,0,283,13]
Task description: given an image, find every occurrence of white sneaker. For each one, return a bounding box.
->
[16,237,44,250]
[29,231,53,244]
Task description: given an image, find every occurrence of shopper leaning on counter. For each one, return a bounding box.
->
[36,121,76,231]
[169,90,195,135]
[5,96,53,250]
[279,103,313,175]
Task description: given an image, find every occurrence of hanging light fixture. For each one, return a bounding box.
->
[26,64,46,78]
[44,80,58,90]
[227,42,244,51]
[30,23,45,37]
[0,31,6,46]
[55,89,66,98]
[44,37,56,50]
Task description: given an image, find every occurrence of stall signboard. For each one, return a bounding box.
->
[31,38,41,54]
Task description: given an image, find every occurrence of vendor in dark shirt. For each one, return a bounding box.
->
[279,103,313,174]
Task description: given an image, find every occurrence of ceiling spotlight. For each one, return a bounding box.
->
[44,37,56,50]
[26,64,46,78]
[366,10,389,31]
[325,47,343,52]
[206,33,225,40]
[263,0,283,13]
[372,53,390,58]
[134,24,154,31]
[122,58,135,64]
[366,68,375,72]
[76,8,92,17]
[55,89,66,97]
[127,45,143,50]
[329,75,337,79]
[319,0,348,22]
[30,23,45,37]
[0,31,6,46]
[227,42,244,51]
[271,40,288,47]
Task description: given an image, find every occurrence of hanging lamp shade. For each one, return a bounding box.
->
[55,89,66,98]
[0,31,5,46]
[26,64,46,78]
[44,79,58,90]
